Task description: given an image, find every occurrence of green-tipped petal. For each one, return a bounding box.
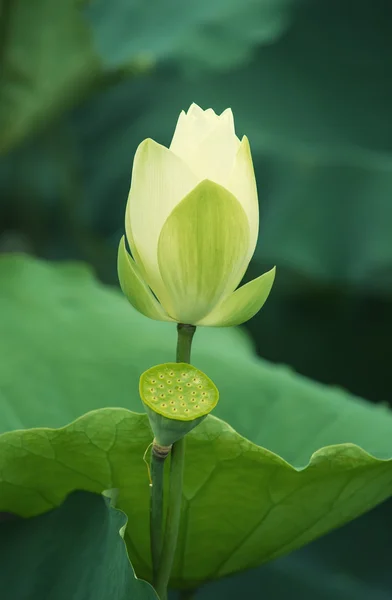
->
[196,267,276,327]
[117,236,174,322]
[157,180,250,325]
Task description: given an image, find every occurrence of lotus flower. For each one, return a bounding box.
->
[118,104,275,326]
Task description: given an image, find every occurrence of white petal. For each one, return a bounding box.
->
[170,106,217,162]
[220,107,235,133]
[170,105,240,185]
[126,138,198,303]
[185,118,240,185]
[187,103,205,117]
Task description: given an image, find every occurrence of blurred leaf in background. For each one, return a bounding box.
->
[87,0,292,71]
[0,0,99,154]
[2,0,392,290]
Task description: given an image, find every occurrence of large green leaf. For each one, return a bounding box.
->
[191,483,392,599]
[0,255,391,467]
[0,490,157,599]
[0,408,391,590]
[191,507,392,600]
[0,256,392,589]
[0,0,99,153]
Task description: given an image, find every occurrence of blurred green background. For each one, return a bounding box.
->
[1,0,391,598]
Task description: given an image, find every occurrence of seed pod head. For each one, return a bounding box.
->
[139,362,219,446]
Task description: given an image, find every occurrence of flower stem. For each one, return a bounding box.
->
[150,444,167,585]
[176,322,196,363]
[154,323,196,600]
[156,436,185,600]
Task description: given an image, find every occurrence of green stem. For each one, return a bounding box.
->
[176,323,196,363]
[150,445,166,585]
[155,323,196,600]
[155,437,185,600]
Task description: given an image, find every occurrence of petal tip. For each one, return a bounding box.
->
[187,103,203,115]
[135,137,156,159]
[117,235,127,255]
[269,265,277,278]
[239,135,251,153]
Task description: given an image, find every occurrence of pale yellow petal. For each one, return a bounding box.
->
[185,118,240,185]
[170,106,218,164]
[226,135,259,259]
[170,105,239,183]
[126,138,198,303]
[187,103,205,118]
[219,107,235,133]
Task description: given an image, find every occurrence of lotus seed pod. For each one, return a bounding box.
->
[139,362,219,446]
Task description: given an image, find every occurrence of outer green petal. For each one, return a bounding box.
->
[157,180,250,325]
[125,199,147,278]
[196,267,276,327]
[117,237,174,322]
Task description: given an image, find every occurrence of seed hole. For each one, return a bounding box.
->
[191,391,196,396]
[168,389,173,394]
[195,405,200,409]
[202,392,207,396]
[186,382,191,387]
[159,374,164,379]
[179,395,184,400]
[169,371,175,376]
[198,385,203,389]
[149,388,155,393]
[167,380,172,385]
[152,396,157,401]
[159,384,164,389]
[172,408,177,412]
[184,408,189,413]
[151,379,156,384]
[181,402,186,407]
[161,403,167,408]
[160,393,165,398]
[178,387,183,392]
[182,373,187,377]
[190,398,195,402]
[177,378,181,383]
